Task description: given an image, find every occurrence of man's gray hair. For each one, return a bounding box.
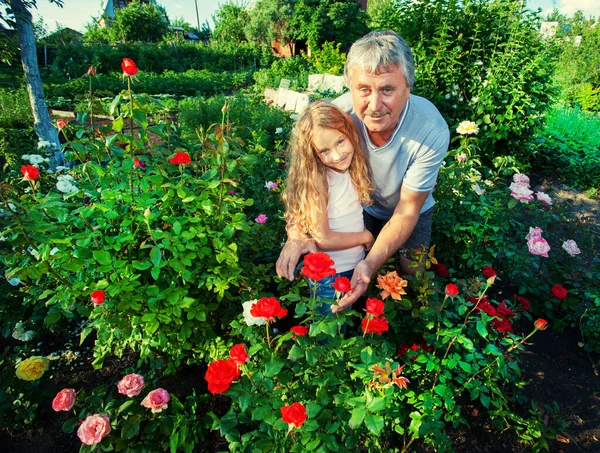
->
[344,30,415,89]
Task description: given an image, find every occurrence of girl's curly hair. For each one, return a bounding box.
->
[282,100,373,234]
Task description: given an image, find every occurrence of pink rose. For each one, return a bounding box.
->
[527,236,551,257]
[513,173,530,184]
[561,240,581,256]
[525,226,543,241]
[509,182,533,203]
[117,373,145,397]
[77,414,111,445]
[535,192,552,205]
[255,214,268,224]
[141,388,170,413]
[52,388,76,412]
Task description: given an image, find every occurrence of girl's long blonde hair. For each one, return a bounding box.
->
[282,100,373,234]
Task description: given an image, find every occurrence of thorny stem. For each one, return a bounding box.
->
[127,76,134,137]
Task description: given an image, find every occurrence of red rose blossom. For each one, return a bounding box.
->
[301,252,336,281]
[445,283,459,296]
[280,402,307,428]
[468,295,489,307]
[361,316,389,335]
[21,165,40,181]
[290,325,309,338]
[534,318,548,330]
[477,301,497,317]
[121,58,138,76]
[482,266,497,279]
[365,298,385,317]
[57,118,68,130]
[550,284,567,300]
[87,66,96,77]
[431,263,449,277]
[204,358,240,394]
[91,289,105,305]
[133,157,141,168]
[514,294,531,312]
[333,276,351,293]
[169,152,191,165]
[491,316,514,334]
[250,297,288,322]
[497,300,516,318]
[229,344,248,366]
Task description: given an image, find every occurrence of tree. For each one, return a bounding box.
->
[1,0,63,162]
[112,0,169,43]
[212,1,250,50]
[244,0,296,52]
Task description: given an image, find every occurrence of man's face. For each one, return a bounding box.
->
[349,65,411,143]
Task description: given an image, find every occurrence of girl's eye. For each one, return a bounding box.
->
[337,139,344,146]
[320,149,330,154]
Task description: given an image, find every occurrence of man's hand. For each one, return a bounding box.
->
[331,260,374,313]
[276,237,317,281]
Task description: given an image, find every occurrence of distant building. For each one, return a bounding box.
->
[99,0,157,27]
[43,27,83,45]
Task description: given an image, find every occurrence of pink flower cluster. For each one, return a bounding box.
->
[526,226,551,258]
[509,173,553,206]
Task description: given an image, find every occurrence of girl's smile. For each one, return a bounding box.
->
[312,127,355,173]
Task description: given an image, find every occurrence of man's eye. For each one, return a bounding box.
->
[360,88,370,94]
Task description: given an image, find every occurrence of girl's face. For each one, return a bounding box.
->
[312,127,355,173]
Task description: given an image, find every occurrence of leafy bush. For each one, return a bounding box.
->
[0,88,36,169]
[532,107,600,189]
[301,41,346,76]
[252,55,312,92]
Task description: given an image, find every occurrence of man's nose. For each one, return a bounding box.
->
[368,91,383,111]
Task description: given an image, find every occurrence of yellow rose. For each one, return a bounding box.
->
[15,356,49,381]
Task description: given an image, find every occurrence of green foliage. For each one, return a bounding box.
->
[290,0,369,51]
[301,41,346,76]
[111,0,169,43]
[210,266,560,452]
[43,41,266,77]
[532,107,600,189]
[244,0,295,52]
[44,69,254,99]
[0,88,33,128]
[385,0,555,162]
[212,2,251,51]
[253,55,312,92]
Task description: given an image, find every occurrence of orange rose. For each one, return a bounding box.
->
[377,271,408,300]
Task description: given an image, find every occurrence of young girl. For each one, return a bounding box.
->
[282,101,374,307]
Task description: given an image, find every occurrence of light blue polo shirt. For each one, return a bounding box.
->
[334,93,449,220]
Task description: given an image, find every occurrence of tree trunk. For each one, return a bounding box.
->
[10,0,63,165]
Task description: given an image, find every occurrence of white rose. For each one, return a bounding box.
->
[242,300,266,326]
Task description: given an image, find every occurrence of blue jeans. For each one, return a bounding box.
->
[307,269,354,316]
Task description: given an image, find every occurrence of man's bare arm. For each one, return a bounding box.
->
[331,188,429,312]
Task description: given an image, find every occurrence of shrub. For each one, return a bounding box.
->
[252,55,312,92]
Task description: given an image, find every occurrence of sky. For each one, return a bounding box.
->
[19,0,600,34]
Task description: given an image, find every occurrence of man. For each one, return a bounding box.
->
[276,30,450,312]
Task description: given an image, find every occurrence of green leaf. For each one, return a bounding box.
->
[109,94,122,115]
[508,198,518,209]
[288,344,304,361]
[150,246,162,268]
[434,384,449,398]
[93,250,112,265]
[146,319,159,335]
[476,320,488,338]
[264,359,285,377]
[365,413,384,435]
[62,417,79,433]
[113,115,124,133]
[366,396,386,413]
[173,221,182,235]
[121,415,141,440]
[118,400,136,414]
[459,361,472,373]
[348,406,367,429]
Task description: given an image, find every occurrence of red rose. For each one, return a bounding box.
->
[301,252,336,281]
[87,66,96,77]
[491,317,514,334]
[280,402,307,428]
[333,276,351,293]
[169,152,191,165]
[57,118,68,130]
[133,157,141,168]
[229,344,248,366]
[361,316,389,335]
[431,263,448,277]
[121,58,138,76]
[497,300,515,318]
[91,290,105,305]
[250,297,288,322]
[290,325,309,339]
[21,165,40,181]
[514,294,531,312]
[204,359,240,394]
[365,298,385,317]
[445,283,459,296]
[482,266,497,279]
[52,388,76,412]
[477,301,497,317]
[534,318,548,330]
[550,284,567,300]
[468,295,489,307]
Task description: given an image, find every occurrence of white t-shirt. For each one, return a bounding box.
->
[321,169,365,273]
